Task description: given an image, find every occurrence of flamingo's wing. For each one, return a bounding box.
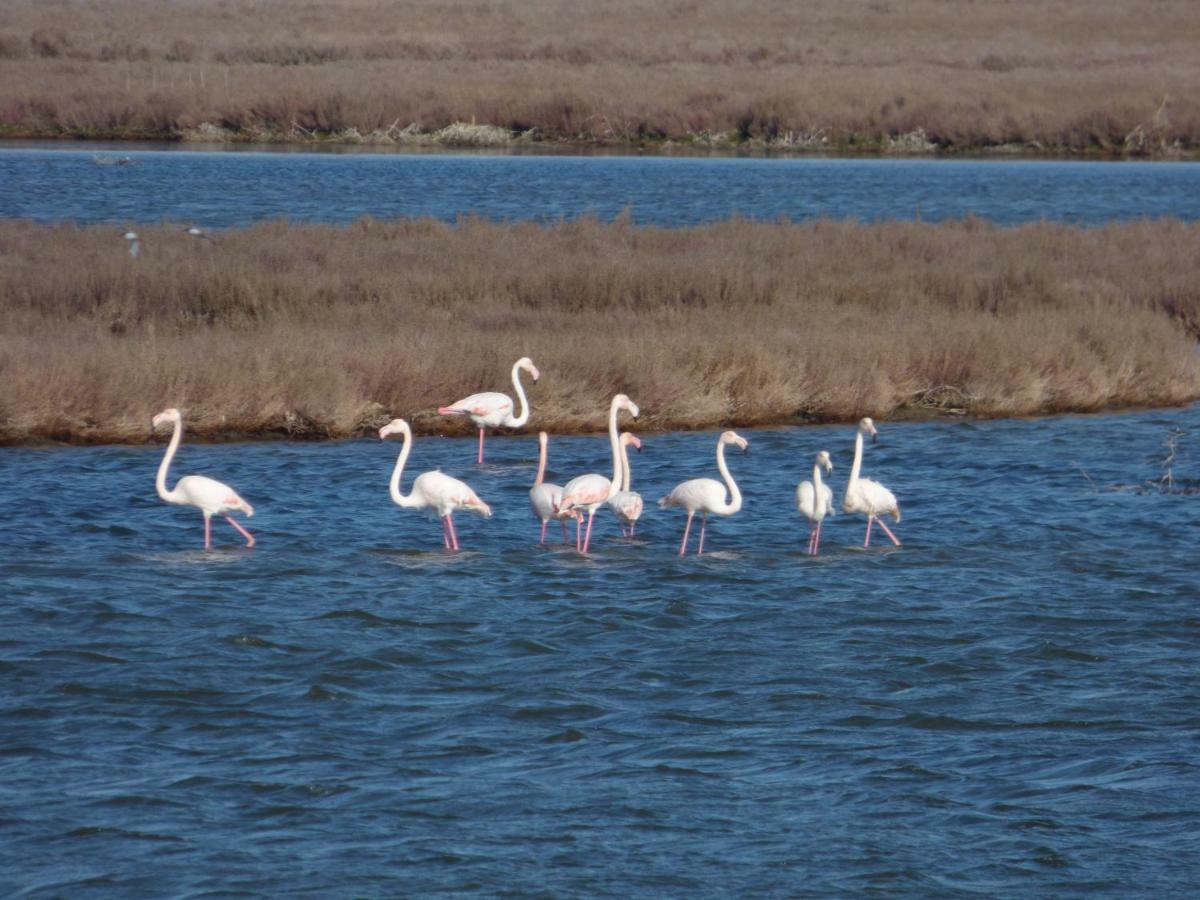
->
[859,478,899,518]
[659,478,725,511]
[417,471,492,517]
[439,391,513,422]
[530,482,563,522]
[559,474,612,511]
[796,480,816,519]
[177,474,253,516]
[820,483,835,517]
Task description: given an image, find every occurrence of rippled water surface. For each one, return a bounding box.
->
[5,145,1200,227]
[3,408,1199,895]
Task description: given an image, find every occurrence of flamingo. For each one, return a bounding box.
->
[659,431,749,556]
[843,417,901,547]
[438,357,540,464]
[607,432,644,537]
[529,431,579,544]
[557,393,641,553]
[151,407,255,550]
[124,231,140,259]
[380,418,491,550]
[796,450,835,555]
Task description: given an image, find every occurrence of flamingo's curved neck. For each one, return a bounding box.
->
[716,440,742,514]
[607,399,624,500]
[849,431,864,488]
[813,463,825,514]
[156,418,185,504]
[506,362,532,427]
[620,440,633,493]
[388,427,421,508]
[534,434,548,487]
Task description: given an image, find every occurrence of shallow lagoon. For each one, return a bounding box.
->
[3,408,1198,894]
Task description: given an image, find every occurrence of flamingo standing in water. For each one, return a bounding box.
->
[151,407,255,549]
[796,450,835,555]
[843,417,901,547]
[529,431,579,544]
[438,357,540,464]
[380,418,491,550]
[608,432,644,537]
[659,431,749,556]
[557,394,641,553]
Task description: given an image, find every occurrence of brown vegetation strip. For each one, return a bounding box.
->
[1,216,1199,444]
[0,0,1197,154]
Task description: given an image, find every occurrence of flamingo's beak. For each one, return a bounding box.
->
[531,366,541,382]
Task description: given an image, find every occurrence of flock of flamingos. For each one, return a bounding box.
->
[152,357,902,556]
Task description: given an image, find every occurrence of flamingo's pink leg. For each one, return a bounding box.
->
[814,520,822,555]
[575,515,582,551]
[864,516,874,548]
[697,513,708,555]
[539,521,548,544]
[477,428,485,465]
[876,518,901,547]
[442,516,452,549]
[629,521,635,538]
[225,516,255,548]
[582,509,596,553]
[203,515,212,550]
[679,511,694,556]
[447,514,460,551]
[807,525,816,555]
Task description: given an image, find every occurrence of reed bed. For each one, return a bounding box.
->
[2,217,1199,444]
[0,0,1197,154]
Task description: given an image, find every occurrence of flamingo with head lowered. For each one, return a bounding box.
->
[607,432,644,537]
[557,394,640,553]
[380,418,491,550]
[796,450,835,555]
[152,407,255,550]
[843,417,901,547]
[438,357,540,464]
[659,431,749,556]
[529,431,579,544]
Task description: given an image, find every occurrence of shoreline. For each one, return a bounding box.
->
[3,399,1195,449]
[1,127,1196,162]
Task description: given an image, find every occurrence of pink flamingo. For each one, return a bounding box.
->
[438,357,540,464]
[796,450,834,555]
[529,431,579,544]
[557,394,641,553]
[607,432,644,537]
[152,408,255,550]
[843,417,901,547]
[380,418,492,550]
[659,431,748,556]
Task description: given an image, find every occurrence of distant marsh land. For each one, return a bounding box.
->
[0,0,1197,155]
[2,217,1199,444]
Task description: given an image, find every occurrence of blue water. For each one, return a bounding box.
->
[4,145,1200,227]
[3,408,1199,895]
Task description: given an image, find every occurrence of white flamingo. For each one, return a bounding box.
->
[124,231,140,259]
[557,394,640,553]
[152,407,255,549]
[608,432,644,537]
[380,418,492,550]
[529,431,579,544]
[796,450,835,555]
[438,357,540,463]
[659,431,749,556]
[843,417,901,547]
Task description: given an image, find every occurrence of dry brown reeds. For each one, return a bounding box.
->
[0,0,1197,154]
[2,217,1199,444]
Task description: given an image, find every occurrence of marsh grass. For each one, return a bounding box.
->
[0,0,1197,154]
[2,217,1199,443]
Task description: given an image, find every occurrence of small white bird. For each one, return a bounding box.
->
[796,450,835,555]
[152,408,255,549]
[607,432,644,537]
[843,417,901,547]
[380,418,491,550]
[184,225,215,242]
[123,231,140,259]
[438,357,540,464]
[659,430,749,556]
